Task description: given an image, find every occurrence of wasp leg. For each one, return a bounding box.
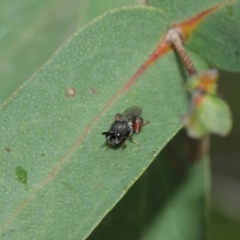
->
[143,120,149,125]
[104,143,112,150]
[114,113,122,121]
[128,137,140,146]
[121,140,127,149]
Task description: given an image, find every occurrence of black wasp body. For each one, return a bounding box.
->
[102,106,144,147]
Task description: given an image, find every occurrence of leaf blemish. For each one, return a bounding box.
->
[65,87,75,97]
[5,148,10,153]
[61,182,73,190]
[15,166,28,185]
[226,5,233,17]
[89,87,95,94]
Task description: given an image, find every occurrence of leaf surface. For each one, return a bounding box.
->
[0,0,136,105]
[0,8,190,239]
[1,1,239,239]
[149,0,240,71]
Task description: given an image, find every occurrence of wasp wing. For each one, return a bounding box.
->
[121,106,142,122]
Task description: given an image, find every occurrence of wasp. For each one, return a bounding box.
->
[102,106,145,148]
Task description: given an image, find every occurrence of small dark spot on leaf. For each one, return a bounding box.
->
[65,87,75,97]
[89,87,95,94]
[235,51,239,56]
[5,148,10,153]
[94,184,102,189]
[226,5,233,17]
[40,153,45,157]
[16,166,27,184]
[61,182,73,190]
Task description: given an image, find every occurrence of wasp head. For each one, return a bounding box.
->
[102,131,123,145]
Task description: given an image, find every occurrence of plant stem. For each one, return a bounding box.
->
[166,27,210,160]
[166,28,197,76]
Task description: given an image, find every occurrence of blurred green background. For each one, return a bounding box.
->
[0,0,239,239]
[210,71,240,240]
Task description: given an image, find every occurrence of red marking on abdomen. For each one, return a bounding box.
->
[133,118,143,133]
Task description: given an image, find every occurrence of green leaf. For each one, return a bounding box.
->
[79,0,137,24]
[199,95,232,136]
[149,0,240,72]
[87,131,208,240]
[149,0,220,22]
[186,1,240,71]
[0,0,80,105]
[0,8,191,239]
[183,112,208,139]
[1,1,239,238]
[183,69,232,138]
[183,95,232,139]
[0,0,137,105]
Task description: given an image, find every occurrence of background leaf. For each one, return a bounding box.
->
[79,0,138,24]
[0,0,137,105]
[149,0,230,22]
[186,1,240,71]
[199,95,232,135]
[149,0,240,71]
